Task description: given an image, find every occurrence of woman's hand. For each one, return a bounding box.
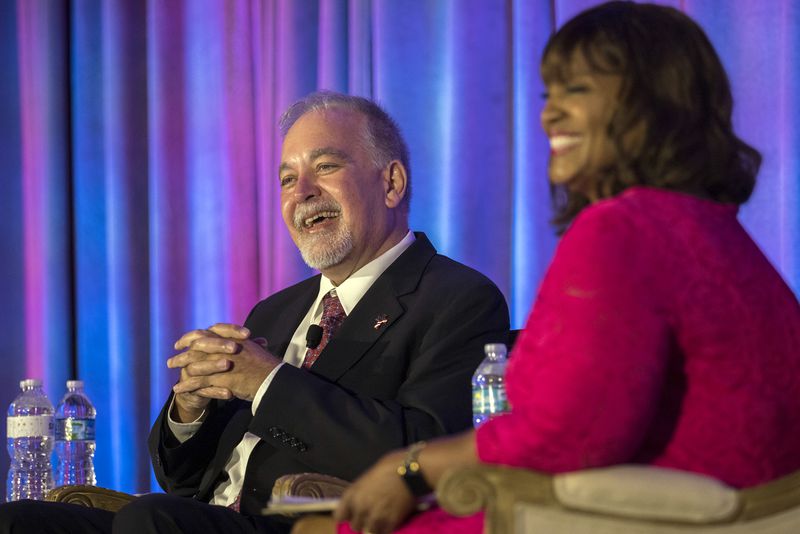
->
[335,431,478,533]
[334,450,416,534]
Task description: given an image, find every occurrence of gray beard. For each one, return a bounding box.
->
[296,225,354,270]
[292,199,354,270]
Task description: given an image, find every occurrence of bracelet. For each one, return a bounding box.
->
[397,441,433,497]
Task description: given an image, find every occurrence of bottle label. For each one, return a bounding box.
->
[6,415,54,438]
[472,387,509,415]
[55,418,96,441]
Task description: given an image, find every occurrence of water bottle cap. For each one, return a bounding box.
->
[20,378,42,389]
[66,380,84,389]
[484,343,507,356]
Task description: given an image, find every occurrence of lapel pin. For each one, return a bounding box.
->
[373,314,389,330]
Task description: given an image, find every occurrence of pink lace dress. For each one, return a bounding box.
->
[340,187,800,534]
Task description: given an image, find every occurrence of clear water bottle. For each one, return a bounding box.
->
[472,343,510,428]
[6,379,55,502]
[54,380,96,486]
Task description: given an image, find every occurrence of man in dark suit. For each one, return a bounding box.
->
[0,92,508,534]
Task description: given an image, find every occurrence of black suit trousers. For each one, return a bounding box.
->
[0,495,294,534]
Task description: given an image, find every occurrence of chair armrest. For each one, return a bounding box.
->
[271,473,350,501]
[436,464,555,534]
[740,468,800,520]
[552,465,740,522]
[437,465,746,534]
[45,485,138,513]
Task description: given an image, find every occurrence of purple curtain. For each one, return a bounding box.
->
[1,0,797,493]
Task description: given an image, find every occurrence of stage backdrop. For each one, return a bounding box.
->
[0,0,797,493]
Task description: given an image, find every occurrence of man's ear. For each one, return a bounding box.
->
[383,160,408,208]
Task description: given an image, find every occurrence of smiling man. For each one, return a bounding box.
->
[136,92,508,533]
[278,102,410,284]
[139,92,510,533]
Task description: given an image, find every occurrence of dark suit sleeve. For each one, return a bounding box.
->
[247,279,509,481]
[148,394,242,496]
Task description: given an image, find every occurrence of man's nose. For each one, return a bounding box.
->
[293,171,321,202]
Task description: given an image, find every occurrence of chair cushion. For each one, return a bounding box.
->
[553,465,740,523]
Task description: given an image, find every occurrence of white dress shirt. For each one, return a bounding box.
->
[168,231,415,506]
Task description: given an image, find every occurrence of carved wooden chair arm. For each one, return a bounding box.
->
[436,464,553,534]
[45,485,138,513]
[271,472,351,501]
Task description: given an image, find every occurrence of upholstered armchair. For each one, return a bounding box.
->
[436,464,800,533]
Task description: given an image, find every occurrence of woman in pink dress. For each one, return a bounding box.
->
[296,2,800,533]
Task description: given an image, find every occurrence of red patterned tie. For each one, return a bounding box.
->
[228,492,241,512]
[303,290,346,369]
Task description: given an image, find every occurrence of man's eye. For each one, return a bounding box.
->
[316,163,338,173]
[280,175,295,187]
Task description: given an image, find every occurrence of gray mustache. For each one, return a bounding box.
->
[293,200,342,230]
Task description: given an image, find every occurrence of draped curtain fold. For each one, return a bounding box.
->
[1,0,797,493]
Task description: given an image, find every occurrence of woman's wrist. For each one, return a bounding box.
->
[396,441,434,497]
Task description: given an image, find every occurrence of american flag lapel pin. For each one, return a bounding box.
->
[373,314,389,330]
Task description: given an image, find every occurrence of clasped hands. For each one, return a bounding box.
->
[168,323,281,422]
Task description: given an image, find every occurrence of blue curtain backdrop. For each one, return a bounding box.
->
[0,0,797,493]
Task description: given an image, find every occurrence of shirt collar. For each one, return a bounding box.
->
[315,231,415,316]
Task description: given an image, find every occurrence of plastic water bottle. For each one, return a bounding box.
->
[6,379,55,502]
[472,343,510,428]
[54,380,96,486]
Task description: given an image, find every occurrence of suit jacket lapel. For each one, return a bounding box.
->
[311,233,437,381]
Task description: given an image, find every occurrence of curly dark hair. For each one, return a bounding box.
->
[542,1,761,232]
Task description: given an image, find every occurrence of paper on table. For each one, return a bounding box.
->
[262,494,437,516]
[262,496,339,515]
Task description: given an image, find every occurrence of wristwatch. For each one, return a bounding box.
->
[397,441,433,497]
